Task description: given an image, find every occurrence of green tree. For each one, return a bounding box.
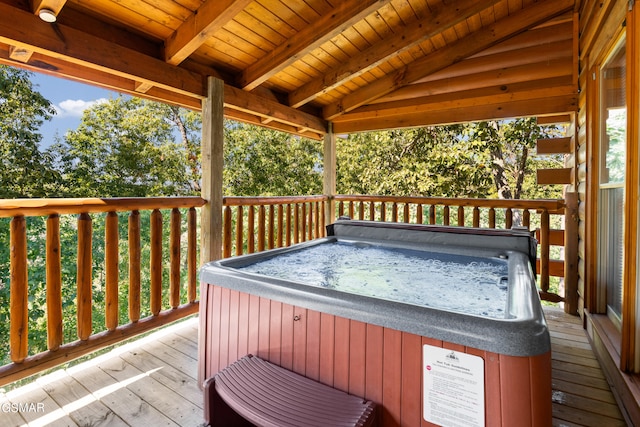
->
[465,118,564,200]
[337,119,564,200]
[337,126,493,197]
[53,97,201,197]
[0,66,59,198]
[223,121,323,196]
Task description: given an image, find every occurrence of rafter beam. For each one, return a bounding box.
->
[0,3,326,135]
[288,0,501,108]
[336,77,576,123]
[223,85,326,136]
[375,54,573,104]
[333,95,577,134]
[323,0,575,120]
[165,0,253,66]
[0,3,204,98]
[238,0,391,91]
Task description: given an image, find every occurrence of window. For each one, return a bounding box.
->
[597,35,626,327]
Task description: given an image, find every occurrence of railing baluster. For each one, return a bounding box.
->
[301,203,307,242]
[315,201,320,238]
[338,201,345,217]
[105,211,119,330]
[77,213,93,340]
[150,209,162,317]
[10,216,28,363]
[380,202,386,221]
[236,205,244,256]
[416,204,423,224]
[472,207,480,227]
[429,205,435,225]
[248,205,255,254]
[294,204,300,244]
[359,201,365,220]
[403,203,410,223]
[369,201,375,221]
[129,210,141,323]
[308,202,314,240]
[540,209,550,293]
[489,208,496,229]
[170,208,181,309]
[46,214,62,351]
[223,206,232,258]
[443,206,450,226]
[319,200,327,237]
[523,209,531,229]
[457,206,465,226]
[258,205,266,251]
[286,204,292,247]
[505,208,513,229]
[348,201,355,219]
[268,205,275,250]
[188,207,197,303]
[278,204,284,248]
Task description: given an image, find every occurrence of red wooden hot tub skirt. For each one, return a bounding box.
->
[198,285,552,427]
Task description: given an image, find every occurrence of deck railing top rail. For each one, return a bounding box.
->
[334,194,566,213]
[223,195,327,206]
[0,197,205,218]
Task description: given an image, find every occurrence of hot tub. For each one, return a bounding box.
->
[198,220,551,427]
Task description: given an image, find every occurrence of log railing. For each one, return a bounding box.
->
[222,195,327,258]
[334,195,574,305]
[0,197,204,386]
[0,193,575,385]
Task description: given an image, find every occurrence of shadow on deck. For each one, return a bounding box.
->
[0,308,628,426]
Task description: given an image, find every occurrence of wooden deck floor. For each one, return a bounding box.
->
[0,316,205,427]
[546,306,627,427]
[0,308,629,427]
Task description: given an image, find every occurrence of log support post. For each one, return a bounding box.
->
[324,122,336,225]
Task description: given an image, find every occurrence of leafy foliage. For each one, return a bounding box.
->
[0,66,59,198]
[52,97,201,197]
[338,119,564,199]
[223,121,323,196]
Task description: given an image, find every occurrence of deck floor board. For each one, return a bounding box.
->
[1,309,630,426]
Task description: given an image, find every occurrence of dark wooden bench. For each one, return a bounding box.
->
[204,355,377,427]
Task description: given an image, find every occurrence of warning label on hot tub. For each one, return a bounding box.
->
[423,345,485,427]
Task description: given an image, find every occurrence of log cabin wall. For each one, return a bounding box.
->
[578,0,640,424]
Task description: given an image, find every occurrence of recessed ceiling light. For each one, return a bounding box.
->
[38,8,57,23]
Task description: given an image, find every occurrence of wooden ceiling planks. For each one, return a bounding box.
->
[0,0,580,138]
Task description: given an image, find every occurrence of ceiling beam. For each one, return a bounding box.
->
[375,52,574,104]
[0,3,326,135]
[335,77,576,123]
[333,92,577,134]
[0,2,204,98]
[0,47,203,110]
[224,85,326,136]
[224,109,323,140]
[238,0,391,91]
[165,0,253,66]
[288,0,501,108]
[323,0,575,120]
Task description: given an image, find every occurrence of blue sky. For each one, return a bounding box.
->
[30,73,121,148]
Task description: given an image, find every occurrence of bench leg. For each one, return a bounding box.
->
[203,376,254,427]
